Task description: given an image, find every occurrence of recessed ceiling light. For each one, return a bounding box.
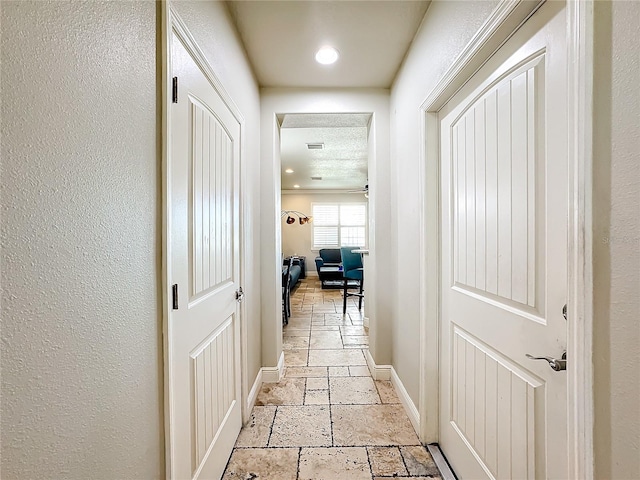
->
[285,168,294,173]
[293,184,300,189]
[315,46,339,65]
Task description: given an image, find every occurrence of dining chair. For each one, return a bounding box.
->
[340,247,364,314]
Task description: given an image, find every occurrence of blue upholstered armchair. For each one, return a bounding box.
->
[314,248,342,280]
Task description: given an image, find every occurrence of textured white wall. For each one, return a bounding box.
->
[1,2,163,478]
[592,2,640,478]
[389,0,499,406]
[261,89,391,367]
[170,0,263,419]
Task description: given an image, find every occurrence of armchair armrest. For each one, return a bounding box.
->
[315,256,324,273]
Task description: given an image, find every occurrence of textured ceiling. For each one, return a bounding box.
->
[280,114,370,191]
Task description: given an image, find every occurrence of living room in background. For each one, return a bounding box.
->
[312,202,367,249]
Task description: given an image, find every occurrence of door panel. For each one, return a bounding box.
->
[452,54,545,321]
[451,327,544,479]
[169,31,241,480]
[439,2,567,479]
[191,98,234,296]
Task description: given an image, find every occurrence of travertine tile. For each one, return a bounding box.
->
[284,348,308,367]
[283,335,310,349]
[341,326,368,336]
[306,377,329,390]
[330,376,381,404]
[375,380,401,404]
[223,447,298,480]
[328,366,350,377]
[283,327,311,336]
[332,404,421,446]
[311,325,340,331]
[269,405,332,447]
[308,349,366,366]
[313,305,338,313]
[255,377,305,405]
[285,366,328,378]
[234,406,276,447]
[401,445,440,476]
[367,446,409,477]
[225,277,412,479]
[304,389,329,405]
[287,319,311,328]
[325,316,352,325]
[309,331,343,349]
[343,335,369,346]
[349,365,371,376]
[324,314,347,322]
[299,447,370,480]
[310,330,342,339]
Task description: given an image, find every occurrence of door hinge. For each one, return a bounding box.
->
[172,77,178,103]
[172,283,179,310]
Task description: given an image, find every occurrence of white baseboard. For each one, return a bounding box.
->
[391,367,420,435]
[261,351,284,383]
[365,349,391,381]
[246,368,263,414]
[365,350,420,435]
[363,316,370,328]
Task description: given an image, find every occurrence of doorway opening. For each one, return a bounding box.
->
[279,113,371,345]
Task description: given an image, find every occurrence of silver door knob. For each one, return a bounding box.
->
[525,352,567,371]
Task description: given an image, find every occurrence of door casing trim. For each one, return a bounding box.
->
[417,1,594,479]
[161,3,249,478]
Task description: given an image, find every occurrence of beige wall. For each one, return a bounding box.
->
[1,1,262,478]
[281,193,369,273]
[1,2,163,477]
[592,2,640,478]
[389,0,499,406]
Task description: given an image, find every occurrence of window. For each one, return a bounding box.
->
[312,203,367,249]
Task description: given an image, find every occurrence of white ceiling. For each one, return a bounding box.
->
[226,1,430,88]
[226,1,431,190]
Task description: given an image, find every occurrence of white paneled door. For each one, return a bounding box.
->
[439,2,568,479]
[168,32,241,479]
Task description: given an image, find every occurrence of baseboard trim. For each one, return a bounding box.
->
[363,316,370,328]
[365,349,391,381]
[261,351,284,383]
[391,367,420,435]
[246,368,263,414]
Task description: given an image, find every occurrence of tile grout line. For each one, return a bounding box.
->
[365,446,375,479]
[265,405,277,448]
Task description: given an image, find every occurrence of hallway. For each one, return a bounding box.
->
[223,278,442,479]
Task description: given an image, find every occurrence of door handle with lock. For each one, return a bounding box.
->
[235,287,244,303]
[525,352,567,371]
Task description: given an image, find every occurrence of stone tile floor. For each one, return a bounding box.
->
[223,278,441,480]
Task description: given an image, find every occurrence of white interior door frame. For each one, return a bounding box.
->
[161,3,249,478]
[417,1,594,478]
